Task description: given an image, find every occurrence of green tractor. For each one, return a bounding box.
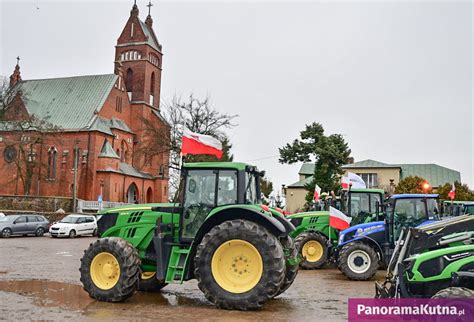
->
[79,162,298,310]
[376,215,474,298]
[288,188,384,269]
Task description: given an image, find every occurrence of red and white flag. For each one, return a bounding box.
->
[313,184,322,201]
[341,176,350,189]
[341,172,366,189]
[448,183,456,200]
[181,128,223,159]
[329,206,352,230]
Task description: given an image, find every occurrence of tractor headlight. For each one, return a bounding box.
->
[338,233,345,244]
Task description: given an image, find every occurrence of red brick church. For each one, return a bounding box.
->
[0,2,169,207]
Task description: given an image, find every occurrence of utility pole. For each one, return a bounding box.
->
[72,139,79,212]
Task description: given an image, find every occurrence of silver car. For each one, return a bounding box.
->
[0,215,50,238]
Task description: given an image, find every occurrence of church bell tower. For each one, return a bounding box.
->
[115,1,163,109]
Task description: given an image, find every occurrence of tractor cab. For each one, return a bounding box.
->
[340,188,384,225]
[386,194,439,242]
[176,162,263,239]
[464,202,474,215]
[441,200,467,218]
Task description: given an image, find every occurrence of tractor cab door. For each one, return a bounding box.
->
[181,169,238,240]
[391,198,436,241]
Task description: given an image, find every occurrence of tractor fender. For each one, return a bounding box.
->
[343,236,385,263]
[183,206,288,281]
[198,206,288,241]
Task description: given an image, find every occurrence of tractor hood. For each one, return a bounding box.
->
[338,221,385,246]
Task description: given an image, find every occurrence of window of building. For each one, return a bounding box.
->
[150,72,155,105]
[115,96,123,112]
[357,173,378,188]
[126,69,133,93]
[47,147,57,180]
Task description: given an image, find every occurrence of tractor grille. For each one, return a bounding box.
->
[125,227,138,238]
[309,217,319,224]
[127,211,144,223]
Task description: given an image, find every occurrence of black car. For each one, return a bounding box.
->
[0,214,50,238]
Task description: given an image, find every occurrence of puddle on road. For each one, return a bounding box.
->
[0,277,348,320]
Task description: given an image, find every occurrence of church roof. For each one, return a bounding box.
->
[139,20,161,52]
[97,162,154,179]
[13,74,117,130]
[98,139,120,159]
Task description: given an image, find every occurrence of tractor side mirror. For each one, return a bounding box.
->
[188,179,196,193]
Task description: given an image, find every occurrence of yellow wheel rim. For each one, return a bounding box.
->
[90,252,121,290]
[302,240,323,262]
[141,271,156,280]
[211,239,263,294]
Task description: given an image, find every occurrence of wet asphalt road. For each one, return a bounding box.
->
[0,236,384,321]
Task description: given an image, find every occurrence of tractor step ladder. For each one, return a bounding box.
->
[165,246,190,283]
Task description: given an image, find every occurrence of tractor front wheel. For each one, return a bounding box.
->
[195,219,285,310]
[295,232,328,269]
[138,272,167,292]
[432,287,474,298]
[338,242,379,281]
[80,237,140,302]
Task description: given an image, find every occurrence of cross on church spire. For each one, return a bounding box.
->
[16,56,20,65]
[147,1,153,16]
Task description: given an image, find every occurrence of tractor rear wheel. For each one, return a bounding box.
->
[432,287,474,298]
[80,237,140,302]
[138,272,167,292]
[274,236,299,297]
[295,232,328,269]
[195,219,285,310]
[338,242,379,281]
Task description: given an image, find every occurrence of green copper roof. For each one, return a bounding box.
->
[110,117,132,133]
[97,162,153,179]
[14,74,117,130]
[98,139,120,159]
[139,20,161,52]
[342,159,400,169]
[299,163,315,175]
[287,176,313,188]
[400,164,460,187]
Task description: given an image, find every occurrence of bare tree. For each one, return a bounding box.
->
[0,77,62,195]
[138,94,238,196]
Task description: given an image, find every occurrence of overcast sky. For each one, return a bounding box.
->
[1,0,472,193]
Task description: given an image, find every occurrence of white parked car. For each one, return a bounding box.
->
[49,214,98,238]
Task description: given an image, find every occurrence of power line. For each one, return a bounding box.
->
[244,155,280,162]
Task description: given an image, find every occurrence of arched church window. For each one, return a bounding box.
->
[150,72,155,95]
[126,68,133,93]
[47,147,57,180]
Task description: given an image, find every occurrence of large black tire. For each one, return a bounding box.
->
[338,242,379,281]
[432,287,474,298]
[274,237,299,297]
[69,229,76,238]
[195,219,285,310]
[137,272,167,292]
[80,237,140,302]
[294,232,328,269]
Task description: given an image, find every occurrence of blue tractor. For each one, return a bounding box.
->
[336,194,439,281]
